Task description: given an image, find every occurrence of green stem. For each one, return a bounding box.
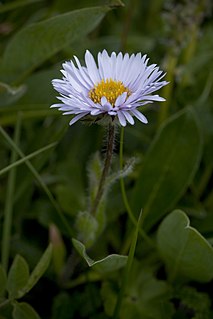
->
[113,211,142,319]
[119,127,155,248]
[90,123,115,215]
[0,125,73,239]
[1,114,21,271]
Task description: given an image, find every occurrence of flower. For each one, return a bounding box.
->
[51,50,168,127]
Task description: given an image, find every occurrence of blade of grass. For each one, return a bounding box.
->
[112,211,143,319]
[0,125,73,238]
[1,114,21,271]
[0,142,57,176]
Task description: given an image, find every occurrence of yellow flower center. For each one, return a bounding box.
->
[89,79,131,106]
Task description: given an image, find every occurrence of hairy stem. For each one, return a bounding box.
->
[90,123,115,215]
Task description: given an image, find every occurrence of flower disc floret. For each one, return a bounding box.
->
[89,79,131,106]
[51,50,168,127]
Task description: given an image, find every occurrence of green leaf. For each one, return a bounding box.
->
[132,108,202,231]
[55,184,84,216]
[12,302,40,319]
[52,293,74,319]
[0,265,7,297]
[95,199,107,238]
[17,244,52,298]
[102,264,174,319]
[175,286,211,317]
[101,282,117,317]
[106,157,135,186]
[88,153,134,204]
[0,82,26,106]
[72,239,127,273]
[75,211,98,248]
[121,264,174,319]
[0,0,43,14]
[108,0,125,7]
[0,6,111,82]
[157,210,213,282]
[7,255,29,299]
[9,69,59,106]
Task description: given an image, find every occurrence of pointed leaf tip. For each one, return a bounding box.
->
[72,238,127,273]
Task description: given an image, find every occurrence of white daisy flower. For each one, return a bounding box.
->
[51,50,168,127]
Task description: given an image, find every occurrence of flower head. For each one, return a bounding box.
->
[51,50,168,127]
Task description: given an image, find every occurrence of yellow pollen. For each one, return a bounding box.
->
[89,78,131,106]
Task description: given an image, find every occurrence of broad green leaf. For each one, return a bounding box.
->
[157,210,213,282]
[7,255,29,299]
[0,82,26,106]
[0,0,43,14]
[12,302,40,319]
[132,108,202,231]
[72,239,127,273]
[0,265,7,297]
[102,264,174,319]
[17,244,52,298]
[55,184,84,216]
[0,69,59,110]
[121,269,174,319]
[0,6,111,82]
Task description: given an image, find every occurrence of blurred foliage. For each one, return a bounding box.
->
[0,0,213,318]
